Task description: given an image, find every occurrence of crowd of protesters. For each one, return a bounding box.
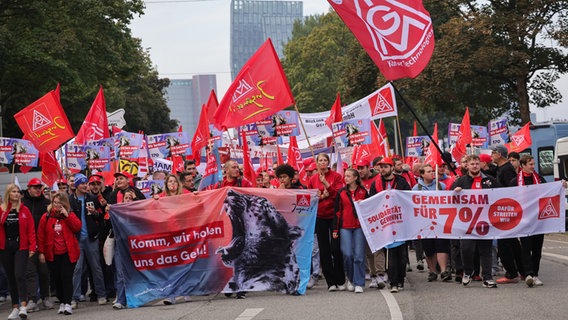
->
[0,146,565,318]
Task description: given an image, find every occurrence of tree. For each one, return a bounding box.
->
[0,0,177,138]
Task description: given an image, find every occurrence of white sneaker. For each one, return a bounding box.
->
[377,275,387,289]
[112,302,125,309]
[390,285,399,293]
[70,300,77,309]
[337,284,347,291]
[7,308,19,320]
[365,273,371,280]
[183,296,192,302]
[533,277,543,286]
[58,303,65,314]
[98,297,108,305]
[18,306,27,318]
[163,297,176,305]
[354,286,364,293]
[26,300,39,312]
[462,274,472,286]
[64,304,73,315]
[369,277,378,288]
[43,297,54,309]
[328,285,338,292]
[307,275,317,289]
[346,281,355,292]
[525,275,534,287]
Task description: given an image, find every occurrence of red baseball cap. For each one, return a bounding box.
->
[56,178,67,185]
[479,153,492,163]
[89,175,103,184]
[355,159,371,167]
[378,157,394,166]
[114,171,133,180]
[306,163,317,171]
[27,178,43,187]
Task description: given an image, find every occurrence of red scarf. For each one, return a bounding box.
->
[518,171,540,186]
[374,176,397,192]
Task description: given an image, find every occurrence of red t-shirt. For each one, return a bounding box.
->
[53,220,68,255]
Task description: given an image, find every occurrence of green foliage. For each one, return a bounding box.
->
[0,0,177,138]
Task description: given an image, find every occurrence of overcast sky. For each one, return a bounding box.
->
[130,0,568,123]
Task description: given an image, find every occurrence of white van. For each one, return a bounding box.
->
[553,137,568,229]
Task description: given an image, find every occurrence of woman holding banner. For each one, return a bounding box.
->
[308,153,346,291]
[332,169,368,293]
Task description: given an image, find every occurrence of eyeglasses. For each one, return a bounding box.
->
[52,201,61,205]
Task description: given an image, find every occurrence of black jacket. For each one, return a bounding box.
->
[21,190,51,231]
[69,192,103,240]
[450,172,501,190]
[369,174,411,196]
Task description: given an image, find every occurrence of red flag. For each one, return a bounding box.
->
[240,131,256,184]
[54,83,61,104]
[325,92,343,130]
[172,155,185,174]
[505,123,532,153]
[14,90,74,152]
[287,136,308,185]
[75,86,109,144]
[425,123,442,166]
[206,90,219,125]
[214,39,295,129]
[178,125,183,132]
[328,0,435,80]
[378,119,390,157]
[276,144,284,165]
[451,107,472,162]
[191,104,211,166]
[111,126,122,136]
[40,151,62,187]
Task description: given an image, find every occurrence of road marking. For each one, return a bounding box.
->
[380,290,403,320]
[543,252,568,262]
[544,238,568,244]
[235,308,263,320]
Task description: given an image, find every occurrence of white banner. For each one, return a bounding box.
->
[355,182,566,252]
[298,83,397,139]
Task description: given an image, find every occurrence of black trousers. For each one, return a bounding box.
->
[461,239,492,281]
[520,234,544,277]
[497,238,525,278]
[48,253,76,305]
[0,239,28,305]
[315,218,345,288]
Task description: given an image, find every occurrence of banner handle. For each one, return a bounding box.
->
[294,104,316,160]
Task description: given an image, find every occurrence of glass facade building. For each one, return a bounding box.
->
[165,75,217,136]
[230,0,303,79]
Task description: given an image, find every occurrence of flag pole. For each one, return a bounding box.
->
[395,116,405,160]
[390,82,457,176]
[294,104,316,160]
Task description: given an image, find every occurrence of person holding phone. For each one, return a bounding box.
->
[37,193,81,315]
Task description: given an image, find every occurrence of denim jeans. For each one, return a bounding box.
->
[73,238,106,300]
[340,228,366,287]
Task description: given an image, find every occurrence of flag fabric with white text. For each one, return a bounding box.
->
[325,92,343,130]
[451,107,471,163]
[213,38,295,129]
[328,0,435,80]
[505,123,532,153]
[75,86,110,144]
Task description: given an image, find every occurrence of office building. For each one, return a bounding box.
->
[230,0,303,79]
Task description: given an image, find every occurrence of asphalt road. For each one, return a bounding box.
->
[5,234,568,320]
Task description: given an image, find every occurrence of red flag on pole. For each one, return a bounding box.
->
[505,122,532,153]
[206,90,219,125]
[328,0,435,80]
[287,136,308,185]
[191,104,211,166]
[213,38,295,129]
[40,151,62,187]
[75,86,109,144]
[325,92,343,130]
[378,119,390,157]
[425,123,442,166]
[276,144,284,165]
[451,107,472,162]
[14,90,74,152]
[240,131,256,185]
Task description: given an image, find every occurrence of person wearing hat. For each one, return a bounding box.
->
[490,144,525,285]
[21,177,54,312]
[56,178,68,194]
[369,157,411,293]
[69,173,107,308]
[108,172,146,205]
[305,162,317,179]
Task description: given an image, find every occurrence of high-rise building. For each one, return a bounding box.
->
[230,0,303,79]
[165,75,217,136]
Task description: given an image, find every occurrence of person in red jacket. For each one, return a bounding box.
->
[332,169,368,293]
[0,184,36,319]
[308,153,345,291]
[37,192,81,315]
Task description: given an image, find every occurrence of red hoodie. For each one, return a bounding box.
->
[0,204,36,252]
[308,170,344,219]
[37,211,82,263]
